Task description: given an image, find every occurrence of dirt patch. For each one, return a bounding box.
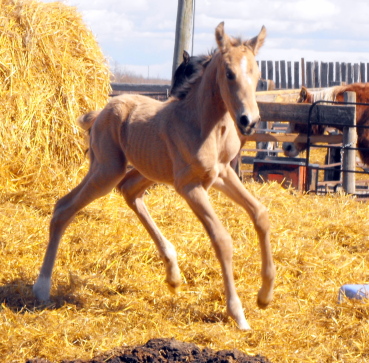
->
[27,338,272,363]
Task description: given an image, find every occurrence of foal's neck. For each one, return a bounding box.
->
[191,54,228,130]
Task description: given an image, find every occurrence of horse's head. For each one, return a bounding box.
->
[283,86,327,157]
[297,86,311,103]
[170,50,191,99]
[215,22,266,136]
[170,50,213,100]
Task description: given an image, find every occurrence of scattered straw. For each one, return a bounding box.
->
[1,182,369,362]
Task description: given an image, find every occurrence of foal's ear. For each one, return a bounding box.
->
[215,22,231,53]
[245,25,267,55]
[183,50,190,65]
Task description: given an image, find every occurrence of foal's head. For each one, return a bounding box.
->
[215,22,266,135]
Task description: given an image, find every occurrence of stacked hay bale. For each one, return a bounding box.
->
[0,0,111,190]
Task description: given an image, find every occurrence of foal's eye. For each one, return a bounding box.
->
[226,70,235,80]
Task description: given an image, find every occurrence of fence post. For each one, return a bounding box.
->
[301,58,305,87]
[335,62,341,84]
[321,62,328,87]
[342,91,357,194]
[328,62,334,86]
[341,63,347,84]
[353,64,359,83]
[294,61,300,88]
[280,60,286,89]
[287,61,292,89]
[275,61,280,89]
[267,60,273,82]
[261,60,267,80]
[306,61,313,88]
[360,63,366,82]
[347,63,353,84]
[313,61,319,87]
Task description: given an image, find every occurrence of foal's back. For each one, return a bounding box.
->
[91,93,177,184]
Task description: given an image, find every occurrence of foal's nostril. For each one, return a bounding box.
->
[239,115,250,127]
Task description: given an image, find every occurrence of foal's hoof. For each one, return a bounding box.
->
[257,290,272,310]
[237,319,252,331]
[257,299,269,310]
[166,282,181,294]
[33,276,51,302]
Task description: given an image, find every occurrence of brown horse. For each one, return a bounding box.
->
[170,50,214,99]
[33,22,275,330]
[283,83,369,165]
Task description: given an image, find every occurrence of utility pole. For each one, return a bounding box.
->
[172,0,194,82]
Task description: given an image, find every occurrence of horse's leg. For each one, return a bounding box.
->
[118,169,181,292]
[33,156,127,301]
[175,181,250,330]
[213,166,275,310]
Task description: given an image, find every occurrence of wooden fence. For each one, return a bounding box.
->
[258,59,369,89]
[247,92,358,194]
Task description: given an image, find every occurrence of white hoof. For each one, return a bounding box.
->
[33,276,51,301]
[227,296,251,330]
[236,316,252,331]
[238,320,252,330]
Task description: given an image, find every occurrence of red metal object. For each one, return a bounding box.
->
[253,157,315,191]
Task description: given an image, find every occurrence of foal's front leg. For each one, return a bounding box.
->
[176,182,250,330]
[213,166,275,310]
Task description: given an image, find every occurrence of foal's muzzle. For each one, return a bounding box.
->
[237,114,260,136]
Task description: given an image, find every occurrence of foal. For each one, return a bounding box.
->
[33,22,275,330]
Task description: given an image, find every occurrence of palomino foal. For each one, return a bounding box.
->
[33,22,275,330]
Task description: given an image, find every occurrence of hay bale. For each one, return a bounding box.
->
[0,0,111,189]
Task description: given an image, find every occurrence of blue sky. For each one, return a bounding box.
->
[42,0,368,80]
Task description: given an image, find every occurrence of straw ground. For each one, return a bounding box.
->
[1,179,369,362]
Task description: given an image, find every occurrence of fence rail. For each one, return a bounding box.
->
[258,59,369,90]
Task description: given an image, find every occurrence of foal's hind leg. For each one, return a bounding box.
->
[118,169,182,292]
[213,166,275,310]
[33,159,127,301]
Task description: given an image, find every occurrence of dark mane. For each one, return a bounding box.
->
[170,50,216,100]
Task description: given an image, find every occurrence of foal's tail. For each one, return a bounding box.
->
[77,110,101,155]
[77,110,101,131]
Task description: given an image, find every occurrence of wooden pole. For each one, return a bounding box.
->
[301,58,305,87]
[342,91,357,194]
[172,0,194,82]
[294,61,299,89]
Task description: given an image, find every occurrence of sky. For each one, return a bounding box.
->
[42,0,369,80]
